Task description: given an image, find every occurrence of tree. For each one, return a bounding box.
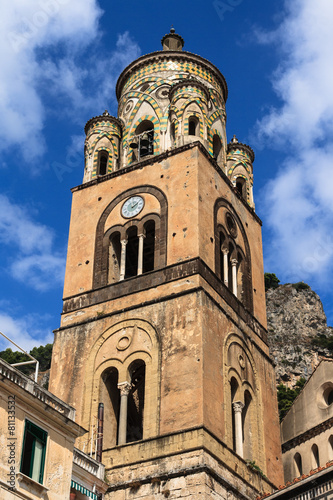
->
[277,377,306,421]
[264,273,280,291]
[0,344,53,375]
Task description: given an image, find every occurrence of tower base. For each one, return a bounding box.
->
[103,427,275,499]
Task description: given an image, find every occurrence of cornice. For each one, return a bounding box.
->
[84,112,122,135]
[227,140,255,163]
[282,416,333,452]
[116,50,228,102]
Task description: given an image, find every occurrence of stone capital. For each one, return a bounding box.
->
[231,258,238,267]
[232,401,244,413]
[117,381,132,396]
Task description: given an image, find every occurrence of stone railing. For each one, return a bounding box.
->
[73,447,105,480]
[0,359,76,420]
[293,477,333,500]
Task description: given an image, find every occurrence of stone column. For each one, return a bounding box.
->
[232,401,244,457]
[117,382,132,445]
[119,239,128,281]
[137,233,145,276]
[222,248,229,286]
[231,258,238,297]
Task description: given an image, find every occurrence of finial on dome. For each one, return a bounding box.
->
[161,28,184,51]
[103,110,110,116]
[231,135,238,143]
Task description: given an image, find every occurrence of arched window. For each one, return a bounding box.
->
[131,120,154,160]
[294,452,303,477]
[127,360,146,443]
[213,134,222,160]
[230,377,239,453]
[237,251,244,299]
[242,390,253,460]
[228,242,234,293]
[329,435,333,460]
[311,444,320,469]
[143,220,155,273]
[188,116,199,136]
[236,177,247,199]
[108,232,121,283]
[125,226,139,279]
[220,232,227,282]
[170,122,176,145]
[99,367,119,448]
[98,151,108,176]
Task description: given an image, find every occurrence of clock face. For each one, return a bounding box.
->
[122,196,144,218]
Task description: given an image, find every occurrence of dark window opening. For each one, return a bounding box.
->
[20,421,47,484]
[213,134,222,159]
[108,232,121,283]
[188,116,199,136]
[127,360,145,443]
[139,130,154,158]
[220,232,226,282]
[131,120,154,160]
[242,390,252,459]
[329,391,333,405]
[170,122,176,144]
[228,242,234,292]
[125,227,138,279]
[311,444,320,469]
[230,378,238,452]
[100,368,120,447]
[143,221,155,273]
[236,177,246,199]
[99,152,108,176]
[294,453,303,476]
[237,252,243,299]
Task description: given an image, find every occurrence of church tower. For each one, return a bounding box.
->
[49,30,283,498]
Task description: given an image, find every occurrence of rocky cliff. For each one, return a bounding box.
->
[266,283,333,388]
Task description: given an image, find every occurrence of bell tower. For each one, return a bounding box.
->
[49,30,283,498]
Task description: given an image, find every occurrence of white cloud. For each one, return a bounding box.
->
[0,2,140,164]
[0,195,65,290]
[0,312,53,352]
[255,0,333,287]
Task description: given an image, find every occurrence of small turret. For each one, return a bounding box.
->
[83,110,122,183]
[227,135,255,208]
[161,27,184,51]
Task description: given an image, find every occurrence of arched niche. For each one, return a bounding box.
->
[214,198,253,312]
[93,186,168,288]
[224,333,262,464]
[81,319,161,450]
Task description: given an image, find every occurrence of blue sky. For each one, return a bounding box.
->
[1,0,333,351]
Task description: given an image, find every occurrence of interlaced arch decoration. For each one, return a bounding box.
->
[88,131,119,158]
[123,97,162,144]
[214,197,253,313]
[224,332,263,463]
[209,129,223,157]
[93,185,168,288]
[80,318,161,449]
[227,159,252,178]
